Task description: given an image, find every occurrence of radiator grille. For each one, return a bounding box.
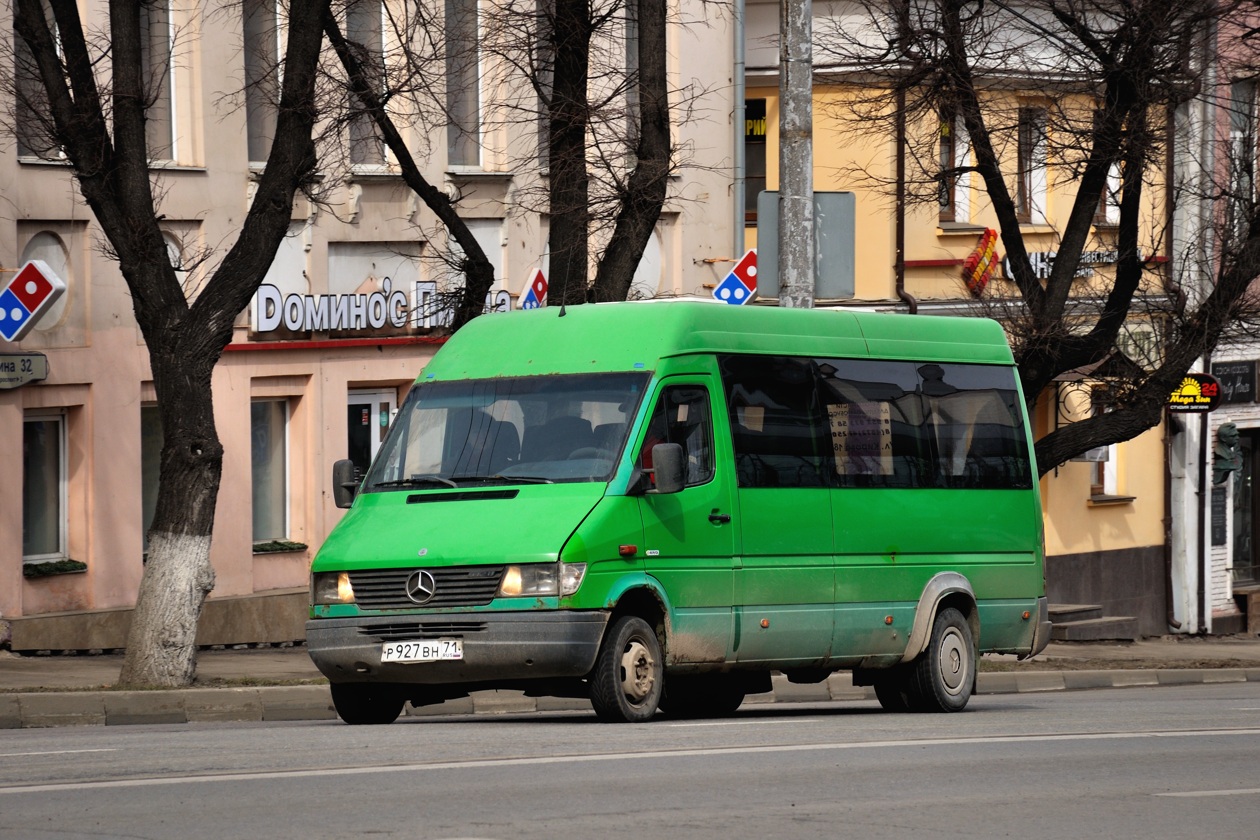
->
[349,566,505,610]
[358,621,489,641]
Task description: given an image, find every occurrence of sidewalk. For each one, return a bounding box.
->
[2,635,1259,729]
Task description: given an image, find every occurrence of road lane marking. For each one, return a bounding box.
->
[1155,788,1260,798]
[667,719,823,728]
[3,728,1260,795]
[0,749,117,758]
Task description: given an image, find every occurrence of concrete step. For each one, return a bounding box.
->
[1049,603,1104,622]
[1050,615,1139,642]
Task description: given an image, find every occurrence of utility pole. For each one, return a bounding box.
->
[778,0,814,309]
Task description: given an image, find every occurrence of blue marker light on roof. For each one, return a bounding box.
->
[634,362,646,369]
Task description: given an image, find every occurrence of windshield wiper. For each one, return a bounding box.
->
[448,474,555,485]
[372,475,459,490]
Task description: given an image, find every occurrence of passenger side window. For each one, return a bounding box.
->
[720,356,828,488]
[639,385,715,487]
[720,354,1032,491]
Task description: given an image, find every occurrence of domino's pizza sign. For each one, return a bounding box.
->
[520,268,547,310]
[0,261,66,342]
[713,249,757,305]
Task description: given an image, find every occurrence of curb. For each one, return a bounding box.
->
[3,668,1260,729]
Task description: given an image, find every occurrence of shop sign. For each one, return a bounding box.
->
[0,260,66,342]
[1168,373,1221,412]
[0,352,48,389]
[1210,360,1256,404]
[253,280,512,333]
[1004,248,1140,281]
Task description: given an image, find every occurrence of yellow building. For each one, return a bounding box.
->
[743,4,1170,638]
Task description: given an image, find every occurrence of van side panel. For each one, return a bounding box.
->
[732,488,835,665]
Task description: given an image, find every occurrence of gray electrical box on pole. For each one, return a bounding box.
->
[757,190,856,300]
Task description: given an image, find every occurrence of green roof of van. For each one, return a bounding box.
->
[419,300,1015,381]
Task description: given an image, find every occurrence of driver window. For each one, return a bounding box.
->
[639,385,715,486]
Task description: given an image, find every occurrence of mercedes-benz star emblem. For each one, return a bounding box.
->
[405,570,437,604]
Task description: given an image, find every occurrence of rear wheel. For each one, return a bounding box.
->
[330,683,406,725]
[660,674,747,719]
[906,607,975,712]
[590,615,663,722]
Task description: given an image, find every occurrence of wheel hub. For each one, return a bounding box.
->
[620,639,656,701]
[939,629,968,693]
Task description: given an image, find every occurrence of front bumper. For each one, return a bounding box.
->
[305,610,610,685]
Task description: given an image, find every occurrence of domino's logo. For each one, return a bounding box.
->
[713,248,757,305]
[0,261,65,342]
[520,268,548,310]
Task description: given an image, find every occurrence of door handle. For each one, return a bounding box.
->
[709,512,732,524]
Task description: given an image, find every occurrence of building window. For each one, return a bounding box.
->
[347,0,387,167]
[251,399,289,541]
[446,0,481,167]
[1017,106,1047,224]
[745,99,767,223]
[140,0,177,161]
[13,0,63,160]
[141,405,163,553]
[1229,80,1257,239]
[23,411,66,561]
[939,109,970,223]
[244,0,280,164]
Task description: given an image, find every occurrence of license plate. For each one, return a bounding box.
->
[380,639,464,663]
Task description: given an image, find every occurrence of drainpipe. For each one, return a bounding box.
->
[894,87,918,313]
[733,0,746,257]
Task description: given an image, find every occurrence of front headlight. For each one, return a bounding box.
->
[495,562,587,597]
[312,571,356,605]
[497,563,559,597]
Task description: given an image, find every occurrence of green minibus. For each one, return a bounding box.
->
[307,301,1050,724]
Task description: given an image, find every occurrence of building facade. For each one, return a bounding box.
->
[1,0,742,649]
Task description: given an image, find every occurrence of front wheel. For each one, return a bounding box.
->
[590,615,663,722]
[330,683,405,725]
[907,607,975,712]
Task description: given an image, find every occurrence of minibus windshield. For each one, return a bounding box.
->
[363,372,650,490]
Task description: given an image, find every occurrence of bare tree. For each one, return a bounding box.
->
[11,0,330,686]
[317,0,677,322]
[819,0,1260,473]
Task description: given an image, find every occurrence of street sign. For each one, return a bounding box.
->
[0,260,66,342]
[520,268,548,310]
[0,352,49,389]
[713,249,758,305]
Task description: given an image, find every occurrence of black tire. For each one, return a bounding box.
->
[590,615,663,722]
[906,607,975,712]
[660,674,746,719]
[330,683,406,725]
[873,670,914,713]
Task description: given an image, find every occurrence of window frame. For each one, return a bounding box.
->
[251,398,291,542]
[1017,106,1048,224]
[446,0,483,168]
[23,409,68,563]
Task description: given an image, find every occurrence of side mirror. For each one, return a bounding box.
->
[648,443,686,495]
[332,459,359,509]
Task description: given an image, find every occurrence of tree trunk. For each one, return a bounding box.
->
[590,0,671,301]
[547,0,593,306]
[15,0,330,686]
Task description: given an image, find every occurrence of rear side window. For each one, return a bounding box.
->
[720,355,1032,490]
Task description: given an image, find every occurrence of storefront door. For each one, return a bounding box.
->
[347,389,397,481]
[1234,431,1260,585]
